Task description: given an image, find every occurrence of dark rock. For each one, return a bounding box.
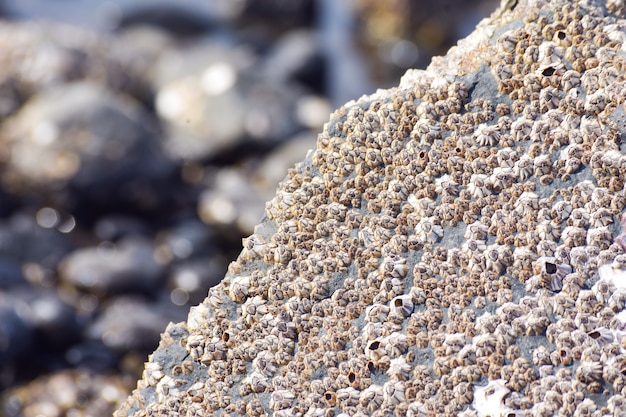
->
[13,289,81,350]
[0,258,26,289]
[261,29,326,94]
[94,215,152,242]
[168,259,224,305]
[1,81,174,218]
[0,213,74,270]
[86,296,187,353]
[0,294,33,364]
[59,237,164,297]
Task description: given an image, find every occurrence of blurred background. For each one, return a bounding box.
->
[0,0,498,416]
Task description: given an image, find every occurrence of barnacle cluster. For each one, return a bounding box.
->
[117,0,626,416]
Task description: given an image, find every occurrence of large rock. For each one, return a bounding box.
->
[116,0,626,416]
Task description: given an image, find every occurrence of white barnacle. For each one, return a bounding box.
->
[408,194,436,217]
[511,118,533,141]
[144,362,165,387]
[474,123,500,146]
[586,227,613,249]
[590,207,613,228]
[359,227,375,247]
[497,30,518,53]
[242,371,270,394]
[241,234,266,260]
[539,86,560,110]
[551,200,573,221]
[463,239,487,262]
[206,286,225,309]
[444,333,466,355]
[242,295,269,326]
[465,221,489,241]
[489,167,515,191]
[561,69,581,92]
[382,380,406,405]
[467,174,492,199]
[365,337,385,361]
[337,387,360,407]
[389,294,414,317]
[187,303,210,331]
[599,259,626,290]
[514,191,539,216]
[415,216,443,244]
[380,255,409,279]
[537,220,560,241]
[201,337,226,364]
[585,89,608,114]
[485,244,509,275]
[435,174,459,196]
[229,275,251,303]
[360,384,384,411]
[156,375,179,402]
[365,303,390,324]
[269,389,296,411]
[186,334,205,361]
[384,332,409,356]
[533,154,553,177]
[472,379,512,417]
[513,154,534,181]
[387,357,412,380]
[536,256,572,292]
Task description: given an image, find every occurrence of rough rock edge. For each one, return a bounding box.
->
[117,0,626,416]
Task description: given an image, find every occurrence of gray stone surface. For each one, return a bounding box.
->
[116,0,626,416]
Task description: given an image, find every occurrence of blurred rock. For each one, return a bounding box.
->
[0,21,150,116]
[1,369,133,417]
[155,219,215,263]
[114,4,217,36]
[261,29,327,94]
[0,258,26,289]
[237,0,317,28]
[0,81,174,217]
[0,213,73,270]
[59,237,164,297]
[0,294,33,364]
[13,289,82,350]
[86,296,186,353]
[198,167,273,234]
[167,259,224,306]
[253,131,317,189]
[94,216,151,242]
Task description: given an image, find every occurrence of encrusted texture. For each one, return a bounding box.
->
[116,0,626,416]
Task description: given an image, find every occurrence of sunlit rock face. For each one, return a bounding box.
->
[116,0,626,416]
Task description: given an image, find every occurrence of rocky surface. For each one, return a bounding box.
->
[0,2,503,416]
[115,0,626,416]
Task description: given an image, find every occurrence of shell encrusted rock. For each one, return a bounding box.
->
[116,0,626,416]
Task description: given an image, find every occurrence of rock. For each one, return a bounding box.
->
[1,81,174,216]
[0,258,27,289]
[59,237,164,297]
[0,21,150,114]
[94,215,151,242]
[0,213,73,270]
[168,259,225,306]
[1,369,133,417]
[14,289,82,350]
[0,294,33,364]
[116,0,626,416]
[86,296,187,353]
[261,29,327,94]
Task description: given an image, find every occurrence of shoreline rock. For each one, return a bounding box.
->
[116,0,626,415]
